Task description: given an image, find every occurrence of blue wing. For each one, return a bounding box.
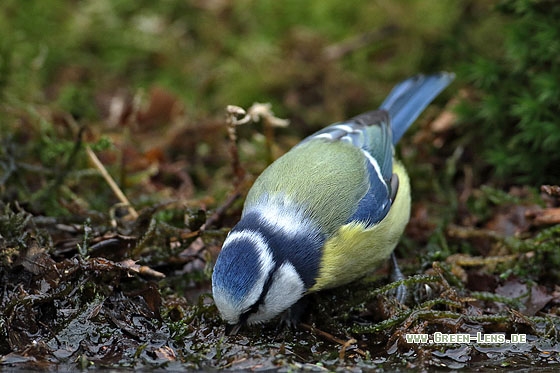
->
[301,111,395,226]
[300,73,454,227]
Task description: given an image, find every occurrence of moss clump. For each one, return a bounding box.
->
[459,0,560,184]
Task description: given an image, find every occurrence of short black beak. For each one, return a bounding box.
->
[225,322,243,335]
[226,308,251,335]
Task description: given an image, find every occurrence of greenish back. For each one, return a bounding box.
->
[244,139,368,235]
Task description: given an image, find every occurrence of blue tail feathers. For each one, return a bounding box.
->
[380,72,455,144]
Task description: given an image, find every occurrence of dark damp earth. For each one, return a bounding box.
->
[2,212,560,370]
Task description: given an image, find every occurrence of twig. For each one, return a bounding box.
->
[200,190,242,231]
[226,105,249,188]
[85,145,139,219]
[299,323,367,358]
[225,103,289,187]
[339,338,358,360]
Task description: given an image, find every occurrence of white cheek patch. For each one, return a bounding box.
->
[247,261,305,324]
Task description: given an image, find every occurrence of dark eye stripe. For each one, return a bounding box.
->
[239,265,276,324]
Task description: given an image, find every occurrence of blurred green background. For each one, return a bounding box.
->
[2,0,559,217]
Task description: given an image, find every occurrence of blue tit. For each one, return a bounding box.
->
[212,73,454,329]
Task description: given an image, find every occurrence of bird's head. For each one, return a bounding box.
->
[212,229,307,330]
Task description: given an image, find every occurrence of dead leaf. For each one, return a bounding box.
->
[138,86,183,129]
[525,285,553,316]
[496,278,528,299]
[485,205,534,236]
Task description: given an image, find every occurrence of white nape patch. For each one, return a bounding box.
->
[247,261,305,324]
[362,151,387,189]
[213,230,275,324]
[248,196,319,237]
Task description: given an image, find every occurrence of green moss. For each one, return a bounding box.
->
[460,0,560,184]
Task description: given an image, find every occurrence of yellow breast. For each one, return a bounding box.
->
[309,160,411,292]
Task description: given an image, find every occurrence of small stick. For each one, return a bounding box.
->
[225,105,249,188]
[299,323,367,358]
[200,190,241,231]
[86,145,139,219]
[225,103,289,187]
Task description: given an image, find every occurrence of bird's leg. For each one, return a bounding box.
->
[390,252,408,304]
[280,296,309,329]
